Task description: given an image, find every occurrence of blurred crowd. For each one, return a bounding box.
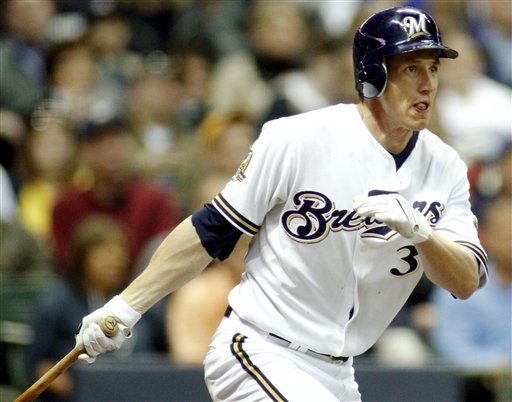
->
[0,1,510,401]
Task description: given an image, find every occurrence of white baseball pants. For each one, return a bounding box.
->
[204,309,361,402]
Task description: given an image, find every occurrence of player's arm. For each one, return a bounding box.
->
[414,231,479,299]
[120,216,213,314]
[75,205,243,362]
[353,192,481,299]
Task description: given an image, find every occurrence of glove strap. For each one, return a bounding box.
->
[410,212,432,244]
[395,195,432,244]
[105,295,141,328]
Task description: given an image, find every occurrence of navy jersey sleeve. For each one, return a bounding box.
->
[191,203,243,261]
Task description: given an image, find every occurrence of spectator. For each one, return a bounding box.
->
[45,39,123,127]
[178,111,256,215]
[467,1,512,87]
[297,1,364,38]
[173,42,216,132]
[0,0,56,117]
[0,217,56,391]
[118,0,186,54]
[434,27,512,166]
[51,117,180,277]
[207,1,313,126]
[16,114,79,243]
[469,141,512,219]
[430,194,511,400]
[125,66,189,196]
[166,1,248,58]
[263,35,358,122]
[84,11,145,99]
[197,112,256,186]
[0,219,56,300]
[26,215,167,401]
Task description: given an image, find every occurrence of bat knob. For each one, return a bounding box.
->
[100,316,118,337]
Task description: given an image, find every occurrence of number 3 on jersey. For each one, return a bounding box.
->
[390,245,419,276]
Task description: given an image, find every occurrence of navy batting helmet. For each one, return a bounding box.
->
[353,6,458,98]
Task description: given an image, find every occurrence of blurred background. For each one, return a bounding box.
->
[0,1,510,401]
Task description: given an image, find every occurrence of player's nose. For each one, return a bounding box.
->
[418,69,437,94]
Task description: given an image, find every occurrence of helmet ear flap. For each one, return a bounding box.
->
[356,62,387,98]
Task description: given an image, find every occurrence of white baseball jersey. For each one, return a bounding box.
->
[212,103,487,357]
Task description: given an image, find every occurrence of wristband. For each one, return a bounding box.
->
[104,295,141,328]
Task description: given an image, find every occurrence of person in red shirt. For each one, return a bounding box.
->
[51,118,180,278]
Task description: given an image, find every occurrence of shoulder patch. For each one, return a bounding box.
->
[232,150,253,182]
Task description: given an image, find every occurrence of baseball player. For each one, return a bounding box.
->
[75,7,488,401]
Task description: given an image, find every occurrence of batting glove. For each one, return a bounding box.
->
[353,191,432,244]
[75,296,141,364]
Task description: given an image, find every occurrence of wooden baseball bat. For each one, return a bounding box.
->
[14,316,118,402]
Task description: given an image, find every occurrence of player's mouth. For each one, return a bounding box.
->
[413,101,430,114]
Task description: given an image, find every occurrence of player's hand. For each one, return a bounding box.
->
[353,191,432,244]
[75,296,141,364]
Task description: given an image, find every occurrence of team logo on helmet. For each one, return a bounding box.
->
[403,14,429,38]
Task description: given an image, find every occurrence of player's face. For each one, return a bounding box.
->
[380,50,440,131]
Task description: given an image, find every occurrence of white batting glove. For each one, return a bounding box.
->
[75,296,141,364]
[353,191,432,244]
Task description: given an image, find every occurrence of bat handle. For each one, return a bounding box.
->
[99,315,119,337]
[14,316,118,402]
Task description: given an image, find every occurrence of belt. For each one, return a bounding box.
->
[224,306,348,363]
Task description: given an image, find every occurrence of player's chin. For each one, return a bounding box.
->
[406,110,430,130]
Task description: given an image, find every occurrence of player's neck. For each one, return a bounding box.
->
[356,102,412,154]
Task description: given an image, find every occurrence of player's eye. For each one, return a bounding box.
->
[406,65,417,73]
[430,65,439,73]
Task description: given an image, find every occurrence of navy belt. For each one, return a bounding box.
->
[224,306,348,363]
